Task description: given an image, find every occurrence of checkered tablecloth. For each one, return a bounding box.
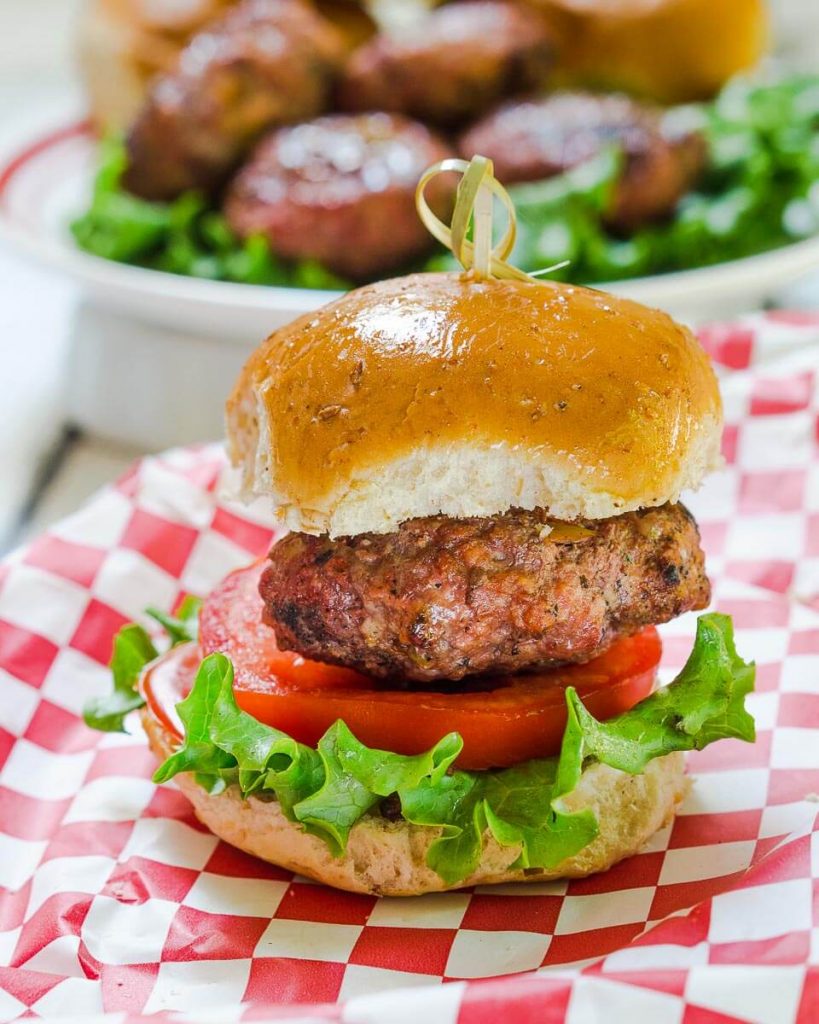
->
[0,310,818,1024]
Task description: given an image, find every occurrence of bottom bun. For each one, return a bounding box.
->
[143,708,686,896]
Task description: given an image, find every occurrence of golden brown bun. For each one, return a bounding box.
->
[78,0,374,132]
[534,0,768,103]
[226,272,722,537]
[143,705,686,895]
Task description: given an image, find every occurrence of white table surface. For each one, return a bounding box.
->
[0,1,138,550]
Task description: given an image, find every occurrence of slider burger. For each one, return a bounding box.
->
[86,158,755,895]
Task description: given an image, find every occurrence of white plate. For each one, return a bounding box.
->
[3,120,819,337]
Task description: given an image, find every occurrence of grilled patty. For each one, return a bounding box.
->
[124,0,344,200]
[337,0,555,127]
[458,92,706,232]
[224,113,453,281]
[260,503,710,682]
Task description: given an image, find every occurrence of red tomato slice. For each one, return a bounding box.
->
[198,560,374,692]
[144,560,661,770]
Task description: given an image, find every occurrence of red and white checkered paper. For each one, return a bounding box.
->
[1,311,818,1024]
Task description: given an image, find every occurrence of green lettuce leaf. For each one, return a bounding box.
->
[152,651,325,811]
[82,597,202,733]
[146,595,203,647]
[153,611,755,885]
[83,625,158,732]
[427,74,819,284]
[553,613,756,800]
[152,653,237,786]
[295,721,461,854]
[71,138,351,290]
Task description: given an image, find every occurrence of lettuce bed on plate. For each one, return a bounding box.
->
[431,73,819,284]
[86,610,755,886]
[71,74,819,289]
[70,138,350,290]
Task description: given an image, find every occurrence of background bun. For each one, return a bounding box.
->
[143,706,685,895]
[227,272,722,537]
[534,0,767,103]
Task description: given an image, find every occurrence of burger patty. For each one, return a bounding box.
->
[224,112,453,281]
[337,0,555,127]
[260,503,710,683]
[123,0,344,200]
[458,92,706,232]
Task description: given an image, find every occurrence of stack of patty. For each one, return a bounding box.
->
[119,0,705,281]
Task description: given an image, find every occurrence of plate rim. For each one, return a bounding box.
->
[2,118,819,320]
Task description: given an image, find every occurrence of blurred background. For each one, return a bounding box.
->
[0,0,818,552]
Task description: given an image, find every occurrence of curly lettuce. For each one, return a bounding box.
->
[430,75,819,284]
[72,75,819,290]
[71,137,350,289]
[147,613,754,885]
[82,597,201,732]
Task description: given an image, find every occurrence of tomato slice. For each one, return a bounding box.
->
[144,560,661,771]
[198,560,375,692]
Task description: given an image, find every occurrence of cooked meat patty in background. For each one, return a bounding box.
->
[337,0,555,127]
[124,0,344,200]
[459,92,706,231]
[260,503,710,683]
[224,112,454,280]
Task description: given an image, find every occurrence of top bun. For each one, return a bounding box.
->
[226,272,721,537]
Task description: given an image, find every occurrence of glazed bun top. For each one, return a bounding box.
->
[226,272,722,537]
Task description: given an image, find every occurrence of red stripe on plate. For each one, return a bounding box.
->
[0,120,93,205]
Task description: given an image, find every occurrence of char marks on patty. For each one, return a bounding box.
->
[259,503,710,682]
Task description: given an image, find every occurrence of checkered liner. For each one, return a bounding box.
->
[0,311,818,1024]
